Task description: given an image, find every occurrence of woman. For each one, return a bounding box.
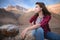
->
[20,2,60,40]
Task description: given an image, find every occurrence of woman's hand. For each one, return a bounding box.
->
[20,24,40,39]
[20,29,28,39]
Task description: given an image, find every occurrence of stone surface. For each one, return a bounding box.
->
[0,24,19,40]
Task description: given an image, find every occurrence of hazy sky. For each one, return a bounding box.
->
[0,0,60,8]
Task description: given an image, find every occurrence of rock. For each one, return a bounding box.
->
[20,31,35,40]
[0,24,19,40]
[25,32,35,40]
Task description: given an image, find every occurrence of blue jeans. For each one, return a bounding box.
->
[32,27,60,40]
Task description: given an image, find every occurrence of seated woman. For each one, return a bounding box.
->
[20,2,60,40]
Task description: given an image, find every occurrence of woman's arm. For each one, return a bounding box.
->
[28,15,51,31]
[25,24,40,31]
[20,24,40,39]
[29,22,34,26]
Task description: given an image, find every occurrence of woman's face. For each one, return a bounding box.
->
[34,4,42,13]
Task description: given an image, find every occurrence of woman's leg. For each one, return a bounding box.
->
[32,27,44,40]
[45,32,60,40]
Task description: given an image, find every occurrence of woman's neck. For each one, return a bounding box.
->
[38,11,44,18]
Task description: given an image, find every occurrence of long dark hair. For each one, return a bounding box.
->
[35,2,51,16]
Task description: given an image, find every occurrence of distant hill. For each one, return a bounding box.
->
[0,8,20,25]
[47,4,60,15]
[6,5,27,13]
[0,5,28,25]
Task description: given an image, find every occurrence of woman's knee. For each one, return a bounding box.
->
[37,27,44,33]
[36,27,44,39]
[31,30,36,36]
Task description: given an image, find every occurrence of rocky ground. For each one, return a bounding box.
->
[0,24,59,40]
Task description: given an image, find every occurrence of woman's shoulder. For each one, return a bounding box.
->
[44,15,51,18]
[43,15,51,19]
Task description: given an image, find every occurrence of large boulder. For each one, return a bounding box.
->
[0,24,19,40]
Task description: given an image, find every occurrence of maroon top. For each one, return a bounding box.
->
[29,15,51,34]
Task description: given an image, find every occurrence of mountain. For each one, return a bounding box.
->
[0,8,21,25]
[16,5,27,10]
[0,5,28,26]
[47,4,60,15]
[6,5,27,11]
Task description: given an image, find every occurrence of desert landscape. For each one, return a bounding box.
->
[0,3,60,40]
